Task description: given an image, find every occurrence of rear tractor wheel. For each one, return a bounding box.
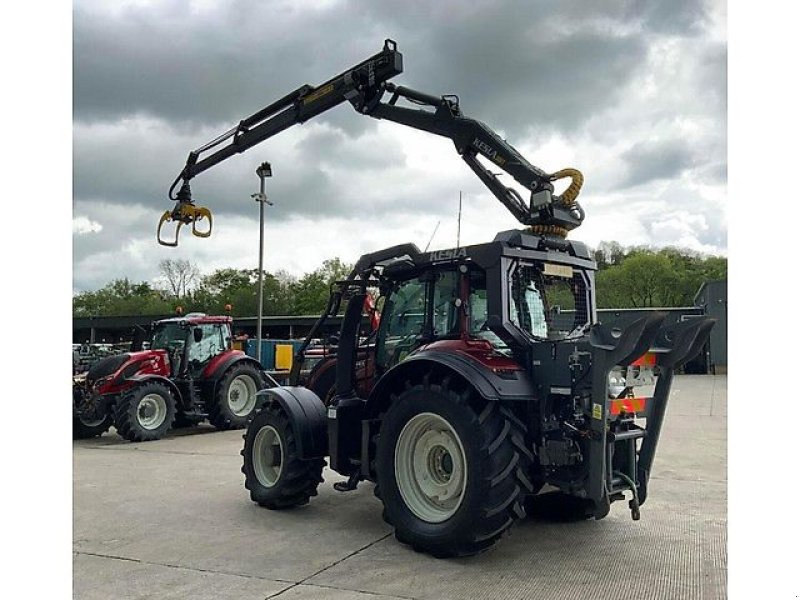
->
[114,381,176,442]
[375,377,533,558]
[209,363,264,430]
[241,405,324,509]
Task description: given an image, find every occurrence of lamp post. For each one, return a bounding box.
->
[252,162,273,364]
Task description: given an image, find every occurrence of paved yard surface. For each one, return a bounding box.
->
[73,375,727,600]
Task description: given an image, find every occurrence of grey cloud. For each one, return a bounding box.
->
[628,0,710,35]
[73,0,726,291]
[73,0,394,131]
[620,138,695,188]
[74,0,691,136]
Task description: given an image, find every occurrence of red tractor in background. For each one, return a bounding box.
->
[73,313,267,442]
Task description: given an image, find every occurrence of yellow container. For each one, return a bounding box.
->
[274,344,294,370]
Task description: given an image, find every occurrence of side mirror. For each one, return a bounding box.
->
[193,328,203,343]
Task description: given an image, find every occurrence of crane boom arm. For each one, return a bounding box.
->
[158,39,583,247]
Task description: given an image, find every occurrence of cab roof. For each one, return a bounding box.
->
[155,313,233,325]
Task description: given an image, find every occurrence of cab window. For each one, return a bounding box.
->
[188,324,225,364]
[376,278,426,369]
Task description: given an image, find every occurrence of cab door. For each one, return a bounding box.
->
[375,269,461,372]
[375,277,427,372]
[187,323,227,377]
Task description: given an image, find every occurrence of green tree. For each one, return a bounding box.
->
[73,279,172,316]
[594,244,727,308]
[291,258,352,315]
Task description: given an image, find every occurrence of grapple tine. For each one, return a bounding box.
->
[157,211,181,247]
[191,206,213,238]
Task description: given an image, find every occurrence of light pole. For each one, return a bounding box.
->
[252,162,273,364]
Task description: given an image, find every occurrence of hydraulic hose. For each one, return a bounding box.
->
[528,167,584,238]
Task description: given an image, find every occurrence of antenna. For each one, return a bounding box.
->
[457,191,462,249]
[424,220,441,252]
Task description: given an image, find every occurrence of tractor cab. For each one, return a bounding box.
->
[150,314,233,378]
[371,232,595,377]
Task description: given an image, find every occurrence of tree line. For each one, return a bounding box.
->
[72,244,726,318]
[72,258,351,318]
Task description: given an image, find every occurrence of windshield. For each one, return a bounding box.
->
[151,322,186,351]
[509,262,589,341]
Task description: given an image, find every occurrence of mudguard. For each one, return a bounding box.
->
[203,351,263,382]
[125,374,183,404]
[365,349,536,419]
[256,386,328,459]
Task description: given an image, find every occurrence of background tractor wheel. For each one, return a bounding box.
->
[72,385,113,439]
[375,376,533,558]
[114,381,176,442]
[241,405,324,509]
[73,413,113,439]
[209,363,264,430]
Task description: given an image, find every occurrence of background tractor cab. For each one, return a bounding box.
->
[151,314,233,379]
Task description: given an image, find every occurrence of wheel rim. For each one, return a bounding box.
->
[228,375,258,416]
[394,412,467,523]
[253,425,283,488]
[79,414,107,427]
[137,394,167,430]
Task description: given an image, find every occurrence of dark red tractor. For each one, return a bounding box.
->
[73,313,267,442]
[158,41,715,556]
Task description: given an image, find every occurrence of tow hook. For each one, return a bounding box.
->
[614,470,641,521]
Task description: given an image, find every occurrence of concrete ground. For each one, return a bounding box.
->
[73,374,726,600]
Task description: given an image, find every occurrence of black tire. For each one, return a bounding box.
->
[72,386,113,439]
[73,413,113,439]
[209,362,264,430]
[114,381,176,442]
[375,377,533,558]
[241,405,324,509]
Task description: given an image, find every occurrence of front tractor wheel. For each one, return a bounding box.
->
[209,363,264,430]
[114,382,176,442]
[73,386,113,439]
[73,412,113,440]
[375,379,532,558]
[241,405,324,509]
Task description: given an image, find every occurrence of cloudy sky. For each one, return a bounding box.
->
[73,0,727,292]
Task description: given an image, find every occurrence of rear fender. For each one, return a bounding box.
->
[256,386,328,459]
[364,350,535,420]
[204,353,267,398]
[202,350,259,381]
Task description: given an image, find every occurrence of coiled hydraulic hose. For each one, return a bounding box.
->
[529,168,584,238]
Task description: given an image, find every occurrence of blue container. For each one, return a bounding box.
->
[245,339,275,370]
[244,339,305,371]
